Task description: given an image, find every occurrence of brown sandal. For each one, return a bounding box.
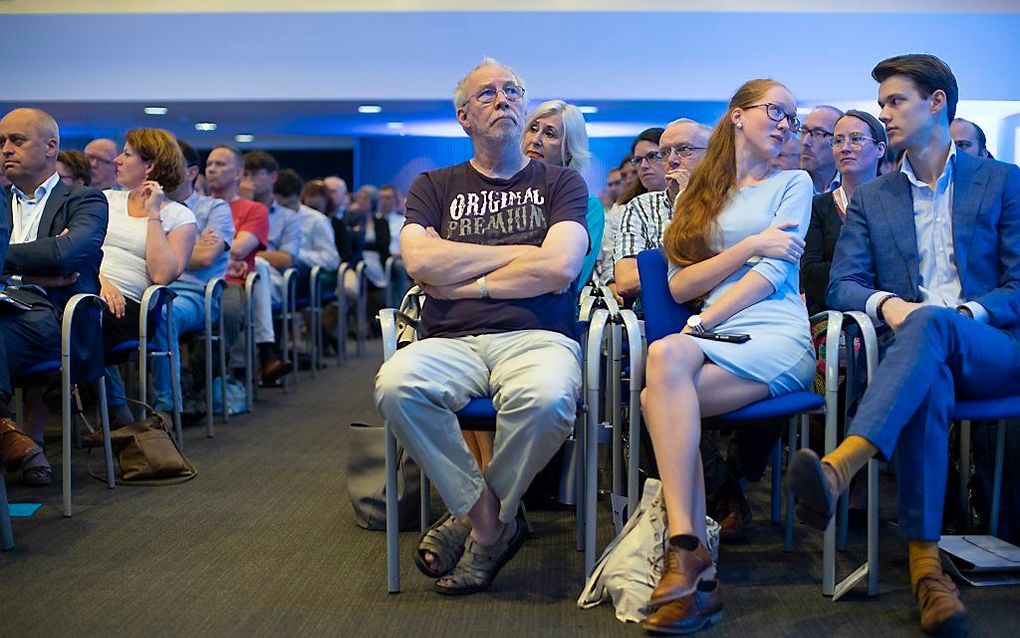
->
[414,513,470,578]
[434,515,527,596]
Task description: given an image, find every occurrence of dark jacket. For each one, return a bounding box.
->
[2,180,109,314]
[801,191,843,315]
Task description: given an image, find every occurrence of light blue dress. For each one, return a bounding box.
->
[668,170,815,396]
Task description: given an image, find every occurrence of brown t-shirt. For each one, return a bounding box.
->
[404,159,588,339]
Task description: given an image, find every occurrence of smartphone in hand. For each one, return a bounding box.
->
[689,331,751,344]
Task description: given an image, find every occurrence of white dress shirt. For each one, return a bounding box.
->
[865,143,987,322]
[10,172,61,244]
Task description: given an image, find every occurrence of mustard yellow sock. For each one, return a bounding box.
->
[821,435,877,494]
[909,540,942,591]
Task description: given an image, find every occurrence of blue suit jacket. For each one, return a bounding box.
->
[1,181,108,314]
[827,152,1020,339]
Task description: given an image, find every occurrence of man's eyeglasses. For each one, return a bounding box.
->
[833,133,880,150]
[660,145,707,159]
[801,127,835,144]
[474,84,526,104]
[85,154,114,165]
[628,151,663,165]
[746,103,801,132]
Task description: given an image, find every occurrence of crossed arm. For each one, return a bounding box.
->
[402,220,587,300]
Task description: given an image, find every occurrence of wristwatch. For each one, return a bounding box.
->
[8,274,23,288]
[686,315,706,334]
[477,275,490,299]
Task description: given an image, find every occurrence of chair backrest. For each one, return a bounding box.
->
[576,195,606,293]
[636,248,693,345]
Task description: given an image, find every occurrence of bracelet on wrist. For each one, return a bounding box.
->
[876,294,898,322]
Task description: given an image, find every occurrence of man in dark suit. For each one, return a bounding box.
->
[787,54,1020,635]
[0,108,108,485]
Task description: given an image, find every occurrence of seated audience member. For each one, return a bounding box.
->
[98,129,197,424]
[204,146,271,379]
[801,110,886,315]
[769,130,801,171]
[83,138,120,191]
[378,184,409,299]
[950,117,993,159]
[296,178,340,282]
[57,150,91,186]
[800,106,843,194]
[521,99,603,288]
[0,108,108,486]
[600,166,624,210]
[324,175,349,219]
[788,54,1020,636]
[347,185,391,292]
[641,79,812,634]
[375,57,588,595]
[597,157,635,285]
[880,144,902,176]
[612,119,709,302]
[241,151,301,383]
[379,185,405,259]
[148,139,235,414]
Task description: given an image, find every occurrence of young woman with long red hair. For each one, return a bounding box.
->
[640,79,815,634]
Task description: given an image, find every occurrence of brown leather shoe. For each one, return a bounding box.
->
[643,581,723,635]
[0,417,43,473]
[260,358,293,385]
[914,572,967,636]
[649,542,715,606]
[717,492,752,544]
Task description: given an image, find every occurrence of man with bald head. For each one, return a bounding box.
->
[951,118,993,159]
[612,118,711,301]
[0,108,108,485]
[800,106,844,194]
[83,138,119,191]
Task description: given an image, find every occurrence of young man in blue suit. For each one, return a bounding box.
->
[0,108,108,486]
[787,54,1020,635]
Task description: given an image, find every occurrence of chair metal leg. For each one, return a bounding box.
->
[218,311,229,424]
[205,305,215,438]
[837,492,849,552]
[866,458,879,595]
[784,417,798,551]
[959,421,971,524]
[990,420,1006,536]
[62,360,73,518]
[772,427,783,526]
[0,470,13,550]
[420,475,431,534]
[610,322,623,498]
[96,380,115,488]
[385,421,401,593]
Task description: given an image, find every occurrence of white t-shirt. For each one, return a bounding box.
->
[101,189,197,303]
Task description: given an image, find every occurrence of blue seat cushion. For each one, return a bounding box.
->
[710,391,823,422]
[271,301,282,312]
[107,340,139,356]
[321,292,338,302]
[18,359,62,379]
[953,395,1020,421]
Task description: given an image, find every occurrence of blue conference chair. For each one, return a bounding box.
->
[378,216,607,592]
[269,267,300,392]
[634,248,864,598]
[12,293,116,518]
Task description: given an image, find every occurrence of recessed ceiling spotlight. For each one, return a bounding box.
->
[194,122,217,132]
[386,122,404,129]
[144,106,168,116]
[235,134,255,143]
[578,106,599,114]
[358,105,383,114]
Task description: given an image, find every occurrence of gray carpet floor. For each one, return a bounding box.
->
[0,341,1013,637]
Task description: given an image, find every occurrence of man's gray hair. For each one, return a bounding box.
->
[453,56,527,109]
[812,105,845,118]
[665,117,712,142]
[520,100,592,170]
